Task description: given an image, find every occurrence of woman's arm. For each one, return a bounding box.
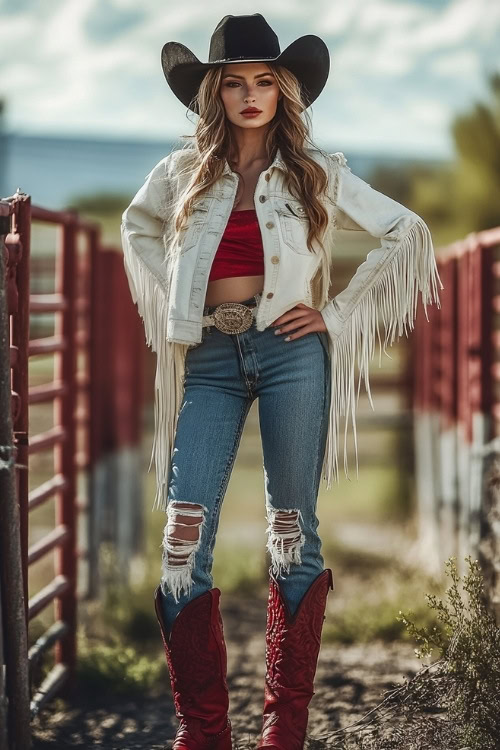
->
[318,152,443,485]
[120,153,188,513]
[120,154,174,353]
[320,151,442,341]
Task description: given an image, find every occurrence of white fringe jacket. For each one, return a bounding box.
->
[121,145,443,512]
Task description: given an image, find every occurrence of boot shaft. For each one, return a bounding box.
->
[266,568,334,690]
[258,568,334,749]
[154,585,231,741]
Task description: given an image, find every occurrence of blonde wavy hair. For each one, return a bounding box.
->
[166,63,335,304]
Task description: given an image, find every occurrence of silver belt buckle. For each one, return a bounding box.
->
[213,302,254,334]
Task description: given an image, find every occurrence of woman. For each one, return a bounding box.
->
[121,13,442,750]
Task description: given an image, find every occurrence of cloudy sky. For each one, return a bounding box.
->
[1,0,499,158]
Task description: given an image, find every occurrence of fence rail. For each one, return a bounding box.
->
[413,227,500,622]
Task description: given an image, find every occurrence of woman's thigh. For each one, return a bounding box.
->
[161,327,253,601]
[167,380,253,535]
[256,329,331,505]
[169,326,253,507]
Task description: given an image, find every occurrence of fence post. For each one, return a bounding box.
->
[53,216,78,683]
[0,197,32,749]
[478,241,500,623]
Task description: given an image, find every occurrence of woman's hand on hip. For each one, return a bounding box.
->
[271,303,327,341]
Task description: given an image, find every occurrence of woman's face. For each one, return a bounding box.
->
[219,62,282,130]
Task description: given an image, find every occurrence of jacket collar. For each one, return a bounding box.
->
[222,147,287,176]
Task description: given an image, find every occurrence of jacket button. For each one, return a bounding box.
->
[266,292,274,299]
[266,221,274,229]
[259,195,266,203]
[271,255,279,264]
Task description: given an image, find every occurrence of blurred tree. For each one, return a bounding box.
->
[450,71,500,230]
[409,70,500,240]
[65,192,130,246]
[369,164,414,207]
[365,71,500,245]
[65,192,130,217]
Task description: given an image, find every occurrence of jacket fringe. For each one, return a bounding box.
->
[121,222,189,513]
[320,216,443,489]
[122,211,443,510]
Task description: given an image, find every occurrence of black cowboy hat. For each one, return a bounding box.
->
[161,13,330,113]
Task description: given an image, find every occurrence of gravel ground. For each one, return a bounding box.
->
[31,592,422,750]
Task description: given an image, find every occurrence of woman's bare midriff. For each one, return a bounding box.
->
[204,275,264,306]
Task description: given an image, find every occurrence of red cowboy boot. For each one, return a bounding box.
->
[154,584,233,749]
[257,568,334,750]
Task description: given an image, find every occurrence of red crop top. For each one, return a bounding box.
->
[208,209,264,282]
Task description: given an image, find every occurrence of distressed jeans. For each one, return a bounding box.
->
[158,293,332,635]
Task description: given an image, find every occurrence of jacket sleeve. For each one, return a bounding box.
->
[120,155,173,339]
[318,151,443,488]
[120,153,188,514]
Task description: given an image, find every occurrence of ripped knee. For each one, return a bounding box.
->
[265,507,305,577]
[161,501,208,602]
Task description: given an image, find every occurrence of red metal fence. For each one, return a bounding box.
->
[0,190,145,750]
[413,227,500,620]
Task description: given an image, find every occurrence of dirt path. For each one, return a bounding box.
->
[31,592,421,749]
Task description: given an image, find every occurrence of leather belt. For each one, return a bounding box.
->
[202,301,258,334]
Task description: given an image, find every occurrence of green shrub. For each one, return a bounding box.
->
[396,555,500,749]
[75,627,164,700]
[321,538,444,645]
[317,555,500,750]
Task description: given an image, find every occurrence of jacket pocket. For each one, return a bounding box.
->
[179,198,211,254]
[274,198,311,256]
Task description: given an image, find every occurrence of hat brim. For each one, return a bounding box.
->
[161,35,330,112]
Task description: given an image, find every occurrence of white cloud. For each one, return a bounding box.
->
[331,36,415,78]
[431,50,480,77]
[323,0,499,83]
[315,91,454,158]
[41,0,94,58]
[356,0,426,34]
[405,97,451,128]
[409,0,500,51]
[0,0,499,157]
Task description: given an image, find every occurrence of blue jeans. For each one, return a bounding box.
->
[159,293,331,635]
